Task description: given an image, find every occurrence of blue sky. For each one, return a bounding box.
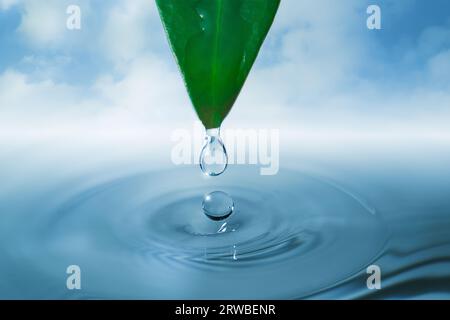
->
[0,0,449,144]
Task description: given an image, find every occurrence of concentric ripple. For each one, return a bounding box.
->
[30,167,389,299]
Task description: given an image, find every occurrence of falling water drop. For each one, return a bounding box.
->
[202,191,234,221]
[200,128,228,177]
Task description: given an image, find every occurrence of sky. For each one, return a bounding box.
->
[0,0,450,148]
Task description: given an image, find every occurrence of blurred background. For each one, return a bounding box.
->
[0,0,450,299]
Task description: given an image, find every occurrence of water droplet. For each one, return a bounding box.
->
[202,191,234,221]
[200,128,228,176]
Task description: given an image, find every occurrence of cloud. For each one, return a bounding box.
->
[417,24,450,57]
[14,0,94,49]
[17,0,68,47]
[250,0,383,105]
[0,69,89,120]
[92,55,191,123]
[427,49,450,84]
[100,0,164,64]
[0,0,449,146]
[0,0,20,11]
[0,55,192,130]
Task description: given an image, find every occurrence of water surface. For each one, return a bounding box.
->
[0,149,449,299]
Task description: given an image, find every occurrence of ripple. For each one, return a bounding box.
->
[29,167,389,298]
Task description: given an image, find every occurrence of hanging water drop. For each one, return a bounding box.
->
[202,191,234,221]
[200,128,228,176]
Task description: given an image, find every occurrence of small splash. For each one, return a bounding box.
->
[200,128,228,177]
[202,191,234,221]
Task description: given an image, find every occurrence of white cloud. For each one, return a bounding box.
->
[238,0,369,106]
[0,0,20,10]
[100,0,163,64]
[16,0,94,48]
[0,54,193,131]
[427,49,450,85]
[0,0,449,148]
[417,24,450,57]
[92,55,191,123]
[17,0,67,46]
[0,70,73,110]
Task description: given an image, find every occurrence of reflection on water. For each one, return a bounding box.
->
[0,163,449,299]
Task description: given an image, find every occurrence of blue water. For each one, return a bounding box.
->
[0,148,449,299]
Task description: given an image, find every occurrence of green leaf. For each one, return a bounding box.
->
[156,0,281,129]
